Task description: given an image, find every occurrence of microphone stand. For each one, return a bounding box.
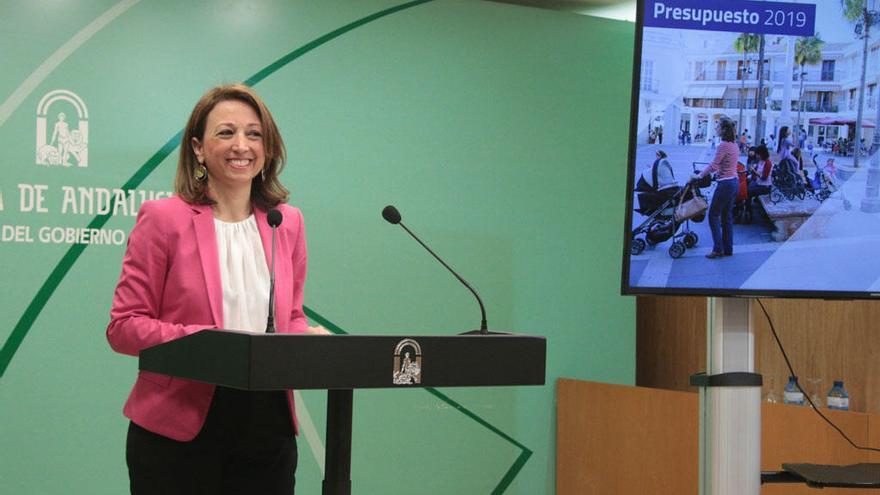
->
[266,222,278,333]
[396,221,489,335]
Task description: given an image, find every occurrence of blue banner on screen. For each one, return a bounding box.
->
[644,0,816,36]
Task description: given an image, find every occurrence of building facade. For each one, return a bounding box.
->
[639,30,880,149]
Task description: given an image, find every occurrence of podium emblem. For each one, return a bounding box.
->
[393,338,422,385]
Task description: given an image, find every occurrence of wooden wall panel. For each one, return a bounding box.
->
[636,296,706,391]
[869,414,880,475]
[753,298,874,414]
[556,378,698,495]
[557,379,880,495]
[637,296,880,414]
[762,403,872,495]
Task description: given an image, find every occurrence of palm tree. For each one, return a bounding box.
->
[734,33,761,135]
[843,0,869,167]
[755,35,767,145]
[794,34,825,135]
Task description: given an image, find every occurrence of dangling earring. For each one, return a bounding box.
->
[194,162,207,182]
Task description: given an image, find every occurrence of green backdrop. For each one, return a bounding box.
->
[0,1,635,493]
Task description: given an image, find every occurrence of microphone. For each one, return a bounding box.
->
[381,205,488,335]
[382,205,401,224]
[265,209,283,334]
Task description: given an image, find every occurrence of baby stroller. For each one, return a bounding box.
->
[770,157,807,202]
[631,165,708,259]
[806,154,852,209]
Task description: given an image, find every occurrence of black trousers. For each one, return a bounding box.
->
[126,387,297,495]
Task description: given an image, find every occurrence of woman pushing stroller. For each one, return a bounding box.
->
[691,117,739,259]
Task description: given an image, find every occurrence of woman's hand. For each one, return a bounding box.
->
[305,325,332,335]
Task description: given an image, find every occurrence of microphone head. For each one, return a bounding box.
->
[382,205,401,225]
[267,209,283,227]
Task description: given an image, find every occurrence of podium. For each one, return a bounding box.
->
[139,330,546,495]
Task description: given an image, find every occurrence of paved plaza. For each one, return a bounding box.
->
[628,143,880,293]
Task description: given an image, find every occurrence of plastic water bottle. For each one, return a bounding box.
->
[827,380,850,411]
[783,376,805,406]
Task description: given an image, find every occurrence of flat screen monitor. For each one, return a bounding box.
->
[622,0,880,299]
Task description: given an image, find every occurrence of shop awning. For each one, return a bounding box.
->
[683,87,705,98]
[702,86,726,98]
[683,86,725,99]
[809,117,875,128]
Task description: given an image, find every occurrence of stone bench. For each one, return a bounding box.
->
[758,194,837,241]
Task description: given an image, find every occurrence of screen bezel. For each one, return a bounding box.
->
[619,0,880,300]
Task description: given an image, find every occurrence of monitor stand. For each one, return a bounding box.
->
[691,297,762,495]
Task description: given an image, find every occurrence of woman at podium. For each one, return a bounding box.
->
[107,84,326,494]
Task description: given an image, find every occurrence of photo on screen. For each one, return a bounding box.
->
[622,0,880,298]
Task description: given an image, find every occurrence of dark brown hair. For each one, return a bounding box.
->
[777,126,790,154]
[174,84,289,210]
[718,117,736,143]
[757,145,770,161]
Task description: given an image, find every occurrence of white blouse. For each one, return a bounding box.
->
[214,215,270,333]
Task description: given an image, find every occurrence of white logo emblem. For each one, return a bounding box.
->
[36,89,89,167]
[393,338,422,385]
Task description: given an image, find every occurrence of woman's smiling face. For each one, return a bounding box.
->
[192,99,265,194]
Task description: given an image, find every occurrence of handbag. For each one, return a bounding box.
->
[674,184,708,222]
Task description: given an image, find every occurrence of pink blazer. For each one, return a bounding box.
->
[107,195,308,441]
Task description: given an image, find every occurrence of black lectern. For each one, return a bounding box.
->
[139,330,546,495]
